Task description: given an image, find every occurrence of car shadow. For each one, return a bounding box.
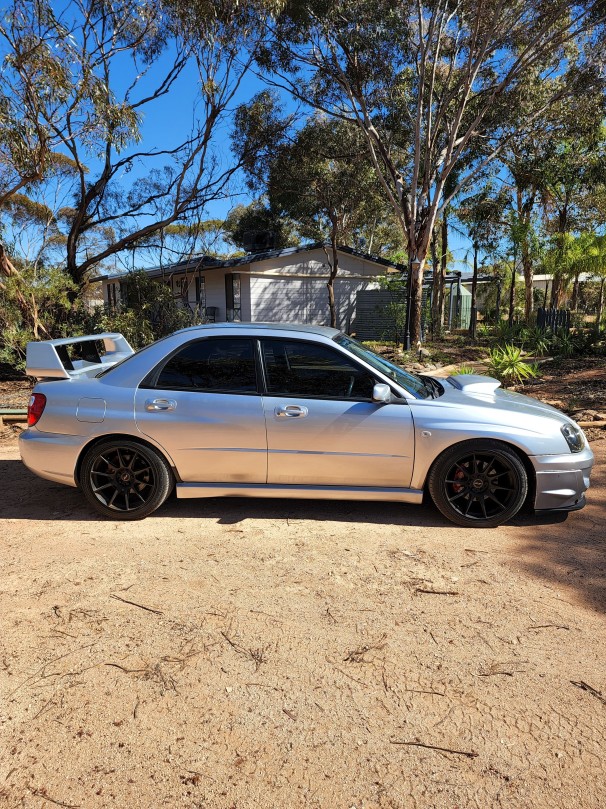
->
[510,439,606,614]
[0,458,571,529]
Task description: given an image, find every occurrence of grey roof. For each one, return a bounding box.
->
[99,242,407,282]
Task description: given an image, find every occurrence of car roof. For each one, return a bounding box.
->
[173,322,341,339]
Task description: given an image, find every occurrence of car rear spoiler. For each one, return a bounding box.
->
[26,333,135,380]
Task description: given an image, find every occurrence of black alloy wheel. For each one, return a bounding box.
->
[80,440,173,520]
[428,440,528,528]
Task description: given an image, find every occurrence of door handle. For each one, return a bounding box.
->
[274,404,308,418]
[145,398,177,412]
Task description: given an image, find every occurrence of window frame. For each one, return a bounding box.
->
[258,337,386,403]
[141,333,406,403]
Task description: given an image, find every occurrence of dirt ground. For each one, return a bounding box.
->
[0,425,605,809]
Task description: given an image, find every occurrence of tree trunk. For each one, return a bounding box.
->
[0,242,50,339]
[550,273,563,309]
[430,215,447,338]
[571,272,580,311]
[430,235,440,338]
[324,229,339,329]
[597,277,605,332]
[508,244,517,328]
[522,239,533,323]
[469,241,479,339]
[409,257,424,345]
[439,213,448,331]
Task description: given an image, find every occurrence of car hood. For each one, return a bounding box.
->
[443,374,569,421]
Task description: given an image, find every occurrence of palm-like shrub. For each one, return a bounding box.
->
[487,344,539,386]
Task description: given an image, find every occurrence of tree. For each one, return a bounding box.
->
[233,105,402,326]
[539,130,606,308]
[223,200,299,252]
[261,0,606,342]
[0,0,276,291]
[266,117,398,326]
[456,184,508,337]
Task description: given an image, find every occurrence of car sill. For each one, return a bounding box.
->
[176,483,424,503]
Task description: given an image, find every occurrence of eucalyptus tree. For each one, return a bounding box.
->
[531,114,606,308]
[234,107,401,326]
[223,200,299,252]
[261,0,606,342]
[0,0,279,292]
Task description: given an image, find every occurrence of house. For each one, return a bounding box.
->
[101,243,403,332]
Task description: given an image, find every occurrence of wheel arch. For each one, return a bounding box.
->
[75,432,179,487]
[424,437,536,509]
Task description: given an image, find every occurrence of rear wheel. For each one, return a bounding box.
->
[428,440,528,528]
[80,439,173,520]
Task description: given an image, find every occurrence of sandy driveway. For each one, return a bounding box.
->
[1,435,605,809]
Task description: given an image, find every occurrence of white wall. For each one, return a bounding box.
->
[249,275,379,329]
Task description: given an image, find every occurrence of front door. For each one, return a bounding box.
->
[135,336,266,483]
[260,338,414,488]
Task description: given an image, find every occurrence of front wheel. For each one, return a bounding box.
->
[428,440,528,528]
[80,439,173,520]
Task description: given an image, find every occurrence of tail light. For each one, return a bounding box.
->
[27,393,47,426]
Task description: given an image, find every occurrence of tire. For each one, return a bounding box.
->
[80,439,173,520]
[428,440,528,528]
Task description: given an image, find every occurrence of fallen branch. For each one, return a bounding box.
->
[415,588,459,596]
[28,787,80,808]
[571,680,606,706]
[105,663,150,674]
[528,624,569,630]
[110,594,163,615]
[390,739,478,758]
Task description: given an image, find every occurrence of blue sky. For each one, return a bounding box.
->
[104,38,475,264]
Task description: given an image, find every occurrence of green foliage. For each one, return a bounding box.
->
[223,200,298,251]
[86,271,192,349]
[454,365,476,375]
[487,344,539,386]
[519,327,551,357]
[0,264,84,369]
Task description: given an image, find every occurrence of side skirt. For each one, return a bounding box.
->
[176,483,424,504]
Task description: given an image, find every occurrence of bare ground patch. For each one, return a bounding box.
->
[1,436,605,808]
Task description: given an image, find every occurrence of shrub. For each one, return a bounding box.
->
[487,344,539,386]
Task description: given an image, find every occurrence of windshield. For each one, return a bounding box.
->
[334,334,435,399]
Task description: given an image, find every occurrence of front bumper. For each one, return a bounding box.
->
[19,428,86,487]
[530,444,594,512]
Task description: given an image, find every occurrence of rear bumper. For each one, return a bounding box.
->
[19,429,85,487]
[530,445,594,512]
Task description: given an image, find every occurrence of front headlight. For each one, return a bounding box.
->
[561,422,585,453]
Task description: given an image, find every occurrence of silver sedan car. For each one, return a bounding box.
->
[20,322,593,527]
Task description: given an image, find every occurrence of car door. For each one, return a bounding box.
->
[135,336,267,483]
[260,338,414,488]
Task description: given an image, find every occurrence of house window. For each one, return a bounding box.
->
[225,273,241,321]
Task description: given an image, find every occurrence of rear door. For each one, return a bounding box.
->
[135,336,267,483]
[260,338,414,488]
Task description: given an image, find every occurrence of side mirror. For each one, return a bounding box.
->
[372,383,392,403]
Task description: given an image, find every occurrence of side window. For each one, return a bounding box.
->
[156,338,257,393]
[261,339,375,399]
